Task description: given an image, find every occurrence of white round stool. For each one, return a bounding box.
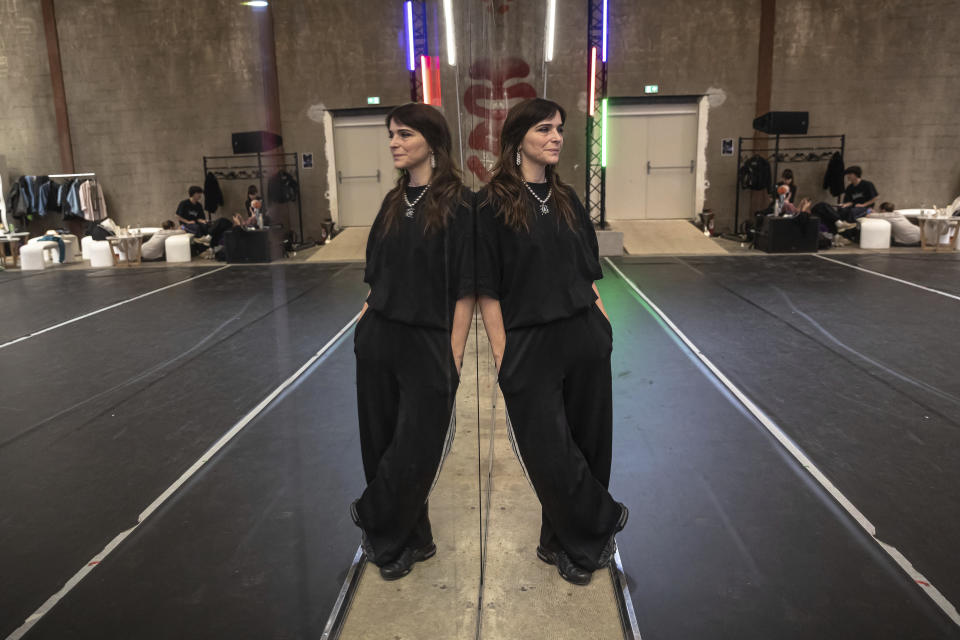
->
[165,234,192,263]
[81,235,96,260]
[859,218,891,249]
[19,244,48,270]
[89,240,115,268]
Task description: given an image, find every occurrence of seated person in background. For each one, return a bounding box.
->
[839,166,878,217]
[207,201,265,251]
[244,185,260,217]
[776,169,797,204]
[141,220,185,261]
[864,202,920,246]
[176,186,209,237]
[782,197,812,216]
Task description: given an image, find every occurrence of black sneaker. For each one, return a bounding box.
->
[379,542,437,580]
[349,500,375,559]
[537,546,592,586]
[597,502,629,568]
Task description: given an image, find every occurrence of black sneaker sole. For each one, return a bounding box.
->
[536,546,555,565]
[597,503,630,568]
[350,500,375,559]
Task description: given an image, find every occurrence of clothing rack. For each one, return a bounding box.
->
[18,172,103,228]
[0,174,8,232]
[58,172,103,223]
[202,152,305,244]
[733,134,845,236]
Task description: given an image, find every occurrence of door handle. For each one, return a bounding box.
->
[338,170,381,183]
[647,161,696,174]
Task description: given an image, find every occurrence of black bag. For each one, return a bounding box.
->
[87,220,115,241]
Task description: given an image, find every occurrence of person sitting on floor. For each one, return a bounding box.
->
[176,186,209,238]
[777,169,798,204]
[141,220,186,261]
[863,202,920,247]
[243,185,260,218]
[839,166,879,216]
[782,197,812,216]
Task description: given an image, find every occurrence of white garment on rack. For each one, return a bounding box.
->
[0,174,8,231]
[79,180,107,221]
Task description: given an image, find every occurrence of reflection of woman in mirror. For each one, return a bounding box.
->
[476,98,627,586]
[351,103,475,580]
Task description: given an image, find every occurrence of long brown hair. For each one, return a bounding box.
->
[380,103,464,235]
[484,98,578,232]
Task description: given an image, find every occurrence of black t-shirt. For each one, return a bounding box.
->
[476,182,603,330]
[842,180,878,205]
[176,199,204,222]
[364,186,474,331]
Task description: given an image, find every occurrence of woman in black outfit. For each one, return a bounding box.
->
[351,103,474,580]
[476,98,627,586]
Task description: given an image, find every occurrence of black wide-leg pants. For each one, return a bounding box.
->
[353,309,459,566]
[498,304,621,571]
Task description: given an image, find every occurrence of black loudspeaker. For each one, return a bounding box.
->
[224,227,285,263]
[752,111,809,135]
[231,130,283,154]
[754,214,820,253]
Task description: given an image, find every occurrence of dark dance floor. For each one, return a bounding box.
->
[604,254,960,640]
[2,255,958,639]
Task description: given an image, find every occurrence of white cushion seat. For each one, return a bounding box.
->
[165,234,192,263]
[88,239,115,268]
[19,243,53,270]
[859,218,892,249]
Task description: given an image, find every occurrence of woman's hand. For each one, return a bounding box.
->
[478,296,506,372]
[593,283,611,323]
[451,297,475,376]
[452,347,463,375]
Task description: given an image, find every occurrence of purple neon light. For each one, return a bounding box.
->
[601,0,608,62]
[405,1,415,71]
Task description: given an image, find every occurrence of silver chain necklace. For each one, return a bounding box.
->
[522,180,552,215]
[403,183,431,218]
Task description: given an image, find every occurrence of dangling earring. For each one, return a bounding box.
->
[516,149,522,167]
[430,152,436,169]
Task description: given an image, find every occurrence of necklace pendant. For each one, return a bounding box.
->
[540,203,550,215]
[405,208,415,218]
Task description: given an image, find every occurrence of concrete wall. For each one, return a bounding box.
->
[604,0,762,230]
[272,2,409,242]
[0,0,60,187]
[55,0,266,226]
[1,0,958,236]
[772,0,960,210]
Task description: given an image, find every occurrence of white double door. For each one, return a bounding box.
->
[333,115,396,227]
[606,103,699,220]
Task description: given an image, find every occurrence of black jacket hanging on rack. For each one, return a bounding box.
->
[822,152,845,196]
[204,171,224,213]
[268,170,299,204]
[739,155,772,191]
[7,181,24,221]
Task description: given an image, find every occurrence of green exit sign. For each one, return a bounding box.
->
[644,85,659,94]
[367,96,381,105]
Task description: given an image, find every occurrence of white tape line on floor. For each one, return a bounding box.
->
[0,265,231,350]
[814,254,960,302]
